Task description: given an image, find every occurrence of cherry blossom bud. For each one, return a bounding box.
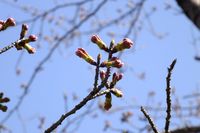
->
[0,97,10,103]
[28,35,37,42]
[112,38,133,53]
[5,18,16,27]
[111,88,123,97]
[76,48,96,65]
[100,70,106,80]
[23,43,36,54]
[112,72,123,84]
[104,93,112,111]
[0,104,8,112]
[0,20,4,31]
[100,57,124,68]
[91,35,108,52]
[0,20,4,25]
[0,18,16,31]
[20,24,29,39]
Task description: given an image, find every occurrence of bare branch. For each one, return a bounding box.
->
[140,106,159,133]
[165,59,177,133]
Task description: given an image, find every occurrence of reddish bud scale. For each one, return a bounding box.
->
[112,72,123,83]
[91,35,108,51]
[0,21,4,31]
[5,18,16,26]
[112,38,133,53]
[0,97,10,103]
[0,18,16,31]
[100,70,106,80]
[28,35,37,42]
[0,20,4,25]
[101,59,124,68]
[75,48,96,65]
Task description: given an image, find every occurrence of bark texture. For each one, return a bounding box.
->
[170,126,200,133]
[176,0,200,30]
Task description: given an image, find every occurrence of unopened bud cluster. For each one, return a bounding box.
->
[0,92,10,112]
[75,35,134,110]
[0,18,16,31]
[0,18,37,54]
[15,24,37,54]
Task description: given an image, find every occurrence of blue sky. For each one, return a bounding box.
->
[0,0,200,133]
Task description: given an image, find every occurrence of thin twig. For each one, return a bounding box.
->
[141,106,159,133]
[16,0,92,25]
[165,59,177,133]
[93,54,101,89]
[44,62,111,133]
[44,29,113,133]
[0,39,23,54]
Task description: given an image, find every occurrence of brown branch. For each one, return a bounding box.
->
[0,42,16,54]
[165,59,177,133]
[176,0,200,30]
[170,125,200,133]
[140,106,159,133]
[44,34,114,133]
[0,38,34,54]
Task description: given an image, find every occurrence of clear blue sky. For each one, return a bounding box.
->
[0,0,200,133]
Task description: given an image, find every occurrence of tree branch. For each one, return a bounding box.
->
[176,0,200,30]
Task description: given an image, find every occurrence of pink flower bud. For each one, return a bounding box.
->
[91,35,108,51]
[0,20,4,25]
[112,38,133,53]
[28,35,37,42]
[76,48,88,58]
[0,20,4,31]
[100,57,124,68]
[0,97,10,103]
[100,70,106,80]
[5,18,16,27]
[75,48,96,65]
[112,72,123,83]
[113,59,124,68]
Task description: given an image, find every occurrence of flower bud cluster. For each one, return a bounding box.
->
[76,48,96,65]
[0,92,10,112]
[112,38,133,53]
[75,35,134,111]
[0,18,16,31]
[100,57,124,68]
[15,24,37,54]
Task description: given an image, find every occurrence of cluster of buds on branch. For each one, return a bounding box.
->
[75,35,133,110]
[0,18,16,31]
[0,18,37,54]
[15,24,37,54]
[0,92,10,112]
